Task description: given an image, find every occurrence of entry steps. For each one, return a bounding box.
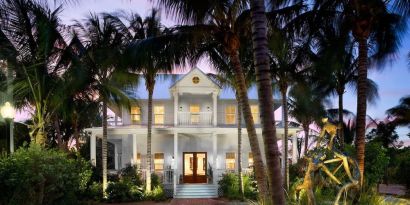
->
[174,184,218,198]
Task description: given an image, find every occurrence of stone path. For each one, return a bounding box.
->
[99,198,249,205]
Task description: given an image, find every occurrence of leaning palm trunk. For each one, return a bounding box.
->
[236,93,244,199]
[229,50,269,197]
[337,88,344,150]
[249,0,285,203]
[30,109,48,146]
[303,124,309,156]
[281,87,289,190]
[356,37,368,187]
[146,85,154,192]
[102,101,108,194]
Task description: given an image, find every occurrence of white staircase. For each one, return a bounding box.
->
[174,184,218,198]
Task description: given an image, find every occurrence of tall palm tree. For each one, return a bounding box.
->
[155,0,270,197]
[387,96,410,128]
[289,81,328,155]
[0,0,79,146]
[312,0,407,186]
[313,27,379,150]
[207,53,255,198]
[73,13,137,193]
[124,9,175,192]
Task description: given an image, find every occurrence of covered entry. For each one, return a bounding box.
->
[183,152,207,183]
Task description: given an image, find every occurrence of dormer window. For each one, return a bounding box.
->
[131,106,141,124]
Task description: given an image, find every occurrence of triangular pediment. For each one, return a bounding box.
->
[170,68,220,94]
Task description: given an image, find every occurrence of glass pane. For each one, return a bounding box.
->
[248,152,254,167]
[154,114,164,124]
[226,152,236,170]
[154,106,164,114]
[196,153,206,176]
[251,105,259,123]
[225,114,235,124]
[131,106,141,114]
[190,105,200,113]
[225,106,236,114]
[184,153,194,176]
[154,153,164,170]
[131,114,141,122]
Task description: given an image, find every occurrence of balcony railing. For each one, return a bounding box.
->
[178,112,213,126]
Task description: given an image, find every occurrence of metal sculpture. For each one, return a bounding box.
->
[295,118,361,205]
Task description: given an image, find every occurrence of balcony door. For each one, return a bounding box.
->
[183,152,207,183]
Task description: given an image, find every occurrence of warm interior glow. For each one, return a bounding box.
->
[248,152,254,167]
[154,153,164,170]
[154,105,164,124]
[226,152,236,170]
[190,104,200,124]
[130,106,141,123]
[0,102,15,119]
[251,105,259,123]
[225,105,236,124]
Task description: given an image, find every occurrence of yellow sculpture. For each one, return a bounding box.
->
[295,118,361,205]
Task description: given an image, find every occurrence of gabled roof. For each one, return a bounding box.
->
[169,67,220,90]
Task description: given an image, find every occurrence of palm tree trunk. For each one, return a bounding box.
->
[249,0,285,203]
[338,89,344,150]
[356,37,368,187]
[102,101,108,195]
[236,93,244,199]
[146,85,154,192]
[281,87,289,190]
[303,124,309,155]
[229,51,269,198]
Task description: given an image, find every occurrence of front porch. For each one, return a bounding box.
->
[87,126,299,198]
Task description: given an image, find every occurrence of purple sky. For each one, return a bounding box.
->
[46,0,409,138]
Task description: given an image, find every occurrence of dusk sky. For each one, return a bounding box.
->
[47,0,410,139]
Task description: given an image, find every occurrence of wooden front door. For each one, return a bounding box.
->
[183,152,207,183]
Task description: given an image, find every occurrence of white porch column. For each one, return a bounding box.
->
[173,131,178,196]
[174,93,178,126]
[90,133,97,166]
[212,92,217,126]
[132,134,137,165]
[212,132,217,184]
[114,144,119,170]
[10,122,14,153]
[292,135,298,164]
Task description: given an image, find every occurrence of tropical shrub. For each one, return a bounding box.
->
[144,185,167,201]
[364,142,389,187]
[106,180,144,202]
[119,164,144,186]
[0,145,92,205]
[218,172,258,200]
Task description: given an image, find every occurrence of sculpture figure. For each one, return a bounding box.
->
[295,118,361,205]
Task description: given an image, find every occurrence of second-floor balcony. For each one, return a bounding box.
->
[177,112,213,126]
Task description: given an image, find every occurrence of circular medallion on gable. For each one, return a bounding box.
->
[192,76,200,84]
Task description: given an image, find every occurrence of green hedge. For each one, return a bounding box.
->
[218,172,258,200]
[0,145,92,205]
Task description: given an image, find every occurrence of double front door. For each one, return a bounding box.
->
[183,152,207,183]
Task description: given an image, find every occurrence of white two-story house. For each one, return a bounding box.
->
[85,68,301,198]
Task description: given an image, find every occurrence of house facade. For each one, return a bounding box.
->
[85,68,301,198]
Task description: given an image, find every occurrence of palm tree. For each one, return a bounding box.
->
[0,0,80,146]
[313,27,379,150]
[207,55,255,198]
[123,9,175,192]
[387,96,410,128]
[73,13,137,193]
[155,0,270,197]
[312,0,407,186]
[248,0,287,201]
[289,81,328,155]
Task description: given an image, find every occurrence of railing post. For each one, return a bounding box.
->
[90,133,97,166]
[173,131,178,196]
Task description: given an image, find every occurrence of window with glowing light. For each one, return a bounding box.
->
[251,105,259,123]
[225,105,236,124]
[154,105,165,124]
[154,153,164,171]
[131,106,141,123]
[190,104,200,124]
[226,152,236,170]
